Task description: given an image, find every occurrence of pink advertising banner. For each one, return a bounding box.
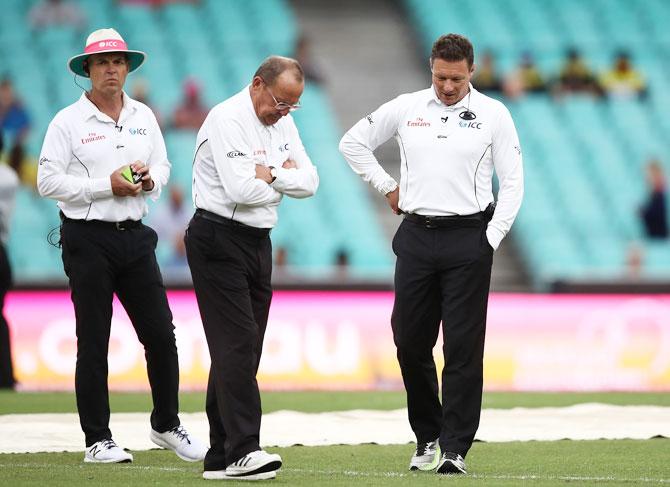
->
[7,291,670,391]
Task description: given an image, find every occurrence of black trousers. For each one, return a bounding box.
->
[391,215,493,458]
[60,219,180,446]
[184,211,272,470]
[0,242,15,389]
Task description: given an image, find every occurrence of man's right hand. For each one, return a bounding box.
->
[255,164,273,183]
[111,166,142,197]
[386,187,401,215]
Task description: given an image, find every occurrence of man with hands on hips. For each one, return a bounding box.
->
[340,33,523,475]
[37,28,206,465]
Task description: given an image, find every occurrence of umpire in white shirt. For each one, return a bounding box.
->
[186,56,318,481]
[37,28,206,464]
[340,34,523,475]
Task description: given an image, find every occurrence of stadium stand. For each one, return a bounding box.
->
[404,0,670,289]
[1,0,393,284]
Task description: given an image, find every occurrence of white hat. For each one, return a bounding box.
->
[68,28,146,78]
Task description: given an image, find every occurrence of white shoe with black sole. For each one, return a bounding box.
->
[217,450,282,481]
[84,439,133,463]
[436,452,467,474]
[202,470,277,481]
[409,439,440,471]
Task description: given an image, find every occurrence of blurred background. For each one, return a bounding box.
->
[1,0,669,392]
[2,0,670,291]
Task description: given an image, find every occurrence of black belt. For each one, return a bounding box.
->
[404,212,485,229]
[194,209,271,237]
[60,212,142,231]
[404,202,496,229]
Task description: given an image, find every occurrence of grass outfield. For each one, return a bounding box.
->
[1,390,669,414]
[1,441,668,486]
[1,391,668,486]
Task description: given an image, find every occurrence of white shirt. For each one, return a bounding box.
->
[339,85,524,250]
[37,92,169,221]
[192,86,319,228]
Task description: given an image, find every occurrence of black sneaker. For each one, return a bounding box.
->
[436,451,467,474]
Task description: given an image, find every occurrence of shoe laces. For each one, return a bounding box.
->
[415,440,437,456]
[443,452,464,462]
[100,439,118,450]
[168,425,191,445]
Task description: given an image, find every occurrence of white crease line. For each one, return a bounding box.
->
[2,463,669,483]
[284,468,670,483]
[0,463,191,472]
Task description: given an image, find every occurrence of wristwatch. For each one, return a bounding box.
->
[269,166,277,183]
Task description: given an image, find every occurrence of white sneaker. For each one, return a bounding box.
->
[224,450,282,480]
[150,425,208,462]
[409,439,440,471]
[84,439,133,463]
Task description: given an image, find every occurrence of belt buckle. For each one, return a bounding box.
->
[115,222,125,231]
[424,216,437,229]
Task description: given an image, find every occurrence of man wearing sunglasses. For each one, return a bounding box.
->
[185,56,318,481]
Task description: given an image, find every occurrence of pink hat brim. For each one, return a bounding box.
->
[67,49,146,78]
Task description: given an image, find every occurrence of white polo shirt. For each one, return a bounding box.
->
[192,86,319,229]
[339,85,524,250]
[37,91,169,222]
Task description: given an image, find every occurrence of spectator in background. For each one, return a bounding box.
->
[119,0,198,5]
[0,78,30,153]
[0,130,19,389]
[639,159,668,239]
[29,0,86,30]
[275,246,288,267]
[503,52,547,99]
[272,246,293,282]
[334,248,350,278]
[294,35,325,85]
[171,78,209,130]
[600,51,647,101]
[472,50,502,94]
[0,78,33,188]
[149,185,191,268]
[555,48,603,97]
[131,78,163,128]
[625,243,644,279]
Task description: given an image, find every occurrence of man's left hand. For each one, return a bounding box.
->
[386,187,401,215]
[131,161,154,191]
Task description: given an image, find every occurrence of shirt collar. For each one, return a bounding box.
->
[427,83,477,111]
[77,90,137,123]
[243,85,268,129]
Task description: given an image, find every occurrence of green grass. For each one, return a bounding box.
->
[1,390,668,414]
[0,440,668,486]
[1,391,669,485]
